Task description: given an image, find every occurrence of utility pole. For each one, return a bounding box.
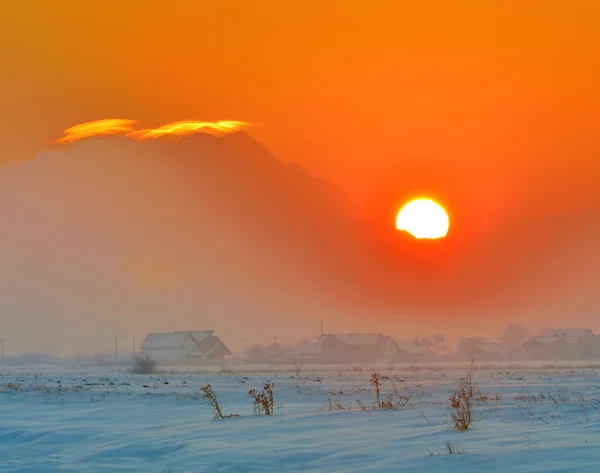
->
[114,334,118,360]
[320,320,324,337]
[132,338,136,355]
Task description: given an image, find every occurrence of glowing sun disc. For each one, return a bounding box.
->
[396,198,449,239]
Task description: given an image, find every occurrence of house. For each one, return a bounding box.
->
[316,333,397,363]
[394,339,431,362]
[282,339,321,363]
[140,330,232,364]
[523,328,599,360]
[457,338,509,360]
[545,328,598,347]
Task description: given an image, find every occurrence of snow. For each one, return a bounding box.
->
[2,363,600,472]
[141,332,191,350]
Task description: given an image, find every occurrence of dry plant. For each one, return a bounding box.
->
[130,354,156,374]
[249,383,275,415]
[356,400,371,412]
[380,393,395,410]
[448,358,476,431]
[444,440,467,454]
[323,397,346,411]
[370,372,383,408]
[201,384,239,420]
[425,441,467,456]
[293,361,303,380]
[369,372,406,410]
[6,381,23,391]
[526,435,540,449]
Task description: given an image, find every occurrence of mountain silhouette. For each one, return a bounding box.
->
[1,132,599,349]
[0,133,402,347]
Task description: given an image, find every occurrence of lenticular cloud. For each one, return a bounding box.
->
[51,119,252,145]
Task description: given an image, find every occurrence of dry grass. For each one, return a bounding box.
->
[448,359,476,431]
[249,383,276,415]
[323,397,346,411]
[130,355,156,374]
[200,384,239,420]
[444,440,467,454]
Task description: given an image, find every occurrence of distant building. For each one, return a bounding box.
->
[394,339,431,362]
[523,328,599,360]
[281,339,321,363]
[140,330,232,364]
[317,333,397,363]
[457,338,509,360]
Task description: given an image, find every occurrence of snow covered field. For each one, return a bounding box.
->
[2,363,600,472]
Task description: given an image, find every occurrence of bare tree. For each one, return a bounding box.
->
[421,333,450,356]
[500,324,530,353]
[131,353,157,374]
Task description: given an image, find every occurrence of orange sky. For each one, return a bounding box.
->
[0,0,600,262]
[2,1,600,353]
[1,1,600,245]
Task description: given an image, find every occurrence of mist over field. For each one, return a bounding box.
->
[1,133,600,358]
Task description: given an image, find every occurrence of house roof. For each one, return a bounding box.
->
[458,337,492,345]
[458,338,507,354]
[188,338,233,357]
[176,330,214,343]
[524,335,580,346]
[545,328,594,338]
[394,340,430,355]
[205,341,232,356]
[141,330,215,350]
[141,332,191,350]
[318,333,385,346]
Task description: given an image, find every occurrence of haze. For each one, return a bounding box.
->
[1,1,600,357]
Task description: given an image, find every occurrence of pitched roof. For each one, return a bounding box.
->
[318,333,385,346]
[458,337,492,345]
[545,328,594,338]
[394,340,430,355]
[141,330,215,350]
[141,332,191,350]
[177,330,214,343]
[524,335,580,346]
[458,338,507,354]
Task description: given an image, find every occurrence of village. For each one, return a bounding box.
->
[136,326,600,366]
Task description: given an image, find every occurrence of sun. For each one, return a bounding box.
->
[396,198,449,239]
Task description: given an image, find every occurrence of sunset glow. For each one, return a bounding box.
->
[51,119,139,144]
[396,198,449,239]
[128,120,251,140]
[51,119,251,145]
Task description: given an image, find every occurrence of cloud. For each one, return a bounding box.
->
[52,119,138,144]
[51,119,253,145]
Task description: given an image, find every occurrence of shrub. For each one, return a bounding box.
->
[130,354,157,374]
[449,358,476,431]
